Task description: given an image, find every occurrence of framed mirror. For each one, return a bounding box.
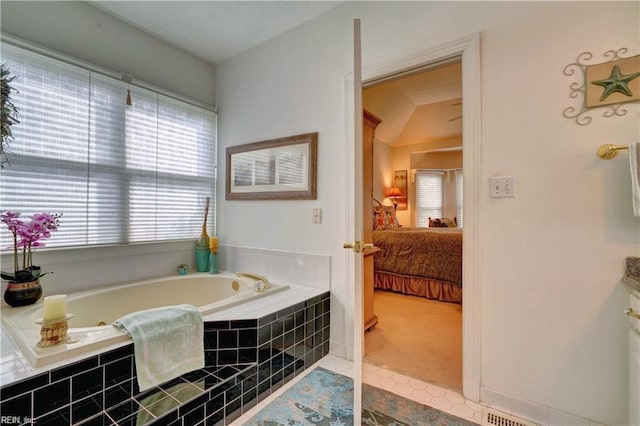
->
[225,132,318,200]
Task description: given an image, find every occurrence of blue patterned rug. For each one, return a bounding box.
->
[244,367,477,425]
[244,367,354,425]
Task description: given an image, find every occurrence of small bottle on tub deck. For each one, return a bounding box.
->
[177,264,188,275]
[209,237,219,274]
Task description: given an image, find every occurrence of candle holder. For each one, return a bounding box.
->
[35,313,74,347]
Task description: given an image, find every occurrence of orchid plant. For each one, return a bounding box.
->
[1,211,61,283]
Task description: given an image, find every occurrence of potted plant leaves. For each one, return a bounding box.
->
[1,63,19,168]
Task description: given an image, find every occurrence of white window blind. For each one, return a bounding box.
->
[0,43,217,249]
[455,170,463,228]
[415,170,444,227]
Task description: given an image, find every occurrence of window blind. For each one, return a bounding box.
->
[415,170,444,227]
[455,170,463,228]
[0,43,217,250]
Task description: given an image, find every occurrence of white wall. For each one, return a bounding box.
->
[216,2,639,424]
[215,7,355,357]
[373,138,393,206]
[0,1,215,105]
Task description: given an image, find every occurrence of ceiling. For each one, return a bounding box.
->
[91,1,343,65]
[363,62,463,147]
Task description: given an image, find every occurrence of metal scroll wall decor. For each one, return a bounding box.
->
[563,48,640,125]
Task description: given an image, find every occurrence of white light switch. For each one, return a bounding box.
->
[490,176,515,198]
[312,208,322,224]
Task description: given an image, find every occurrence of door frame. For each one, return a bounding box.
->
[347,32,482,402]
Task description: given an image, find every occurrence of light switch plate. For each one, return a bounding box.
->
[490,176,515,198]
[312,208,322,224]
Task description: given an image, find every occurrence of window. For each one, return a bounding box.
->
[415,170,444,227]
[0,43,217,249]
[455,169,463,227]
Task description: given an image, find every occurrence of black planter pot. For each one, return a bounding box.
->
[4,279,42,307]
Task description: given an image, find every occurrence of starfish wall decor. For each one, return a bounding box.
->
[563,48,639,125]
[591,65,640,101]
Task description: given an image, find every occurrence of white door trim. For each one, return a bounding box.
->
[351,18,364,426]
[460,32,482,403]
[353,32,483,402]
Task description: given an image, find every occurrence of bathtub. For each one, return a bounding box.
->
[1,272,288,368]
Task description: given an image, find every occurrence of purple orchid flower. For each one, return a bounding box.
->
[1,211,62,282]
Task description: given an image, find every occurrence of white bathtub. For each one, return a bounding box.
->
[1,272,288,368]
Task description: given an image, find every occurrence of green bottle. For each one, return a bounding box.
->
[195,198,210,272]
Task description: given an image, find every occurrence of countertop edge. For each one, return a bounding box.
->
[623,256,640,294]
[622,275,640,294]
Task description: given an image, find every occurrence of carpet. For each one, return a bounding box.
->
[365,290,462,389]
[363,384,477,426]
[244,367,354,425]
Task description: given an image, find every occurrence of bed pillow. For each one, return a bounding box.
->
[442,217,457,228]
[373,205,400,230]
[429,217,457,227]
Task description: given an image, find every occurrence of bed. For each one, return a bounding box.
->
[372,227,462,303]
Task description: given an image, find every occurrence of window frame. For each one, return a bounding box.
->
[455,169,463,228]
[414,169,445,228]
[0,38,218,253]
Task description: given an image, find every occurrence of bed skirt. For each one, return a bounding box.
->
[374,271,462,304]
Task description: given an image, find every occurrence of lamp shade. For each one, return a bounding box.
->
[386,186,402,198]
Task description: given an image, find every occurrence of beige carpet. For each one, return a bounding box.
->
[364,290,462,390]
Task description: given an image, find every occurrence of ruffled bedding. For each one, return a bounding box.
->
[372,227,462,303]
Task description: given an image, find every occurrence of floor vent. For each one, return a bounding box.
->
[483,408,538,426]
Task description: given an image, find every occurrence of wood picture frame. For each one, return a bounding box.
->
[393,169,408,210]
[226,132,318,200]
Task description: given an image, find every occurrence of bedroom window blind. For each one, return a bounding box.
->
[455,170,463,227]
[0,43,217,249]
[415,170,444,227]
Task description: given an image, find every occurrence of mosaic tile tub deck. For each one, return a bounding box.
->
[0,292,330,425]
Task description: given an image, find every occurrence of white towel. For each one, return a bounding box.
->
[113,304,204,391]
[630,143,640,217]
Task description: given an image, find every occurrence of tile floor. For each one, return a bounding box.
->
[232,356,484,425]
[363,361,483,425]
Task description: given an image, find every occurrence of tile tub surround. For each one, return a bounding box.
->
[217,245,331,291]
[0,292,330,425]
[1,282,328,385]
[623,256,640,293]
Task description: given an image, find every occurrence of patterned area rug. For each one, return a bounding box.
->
[363,384,477,426]
[244,367,354,425]
[244,367,477,426]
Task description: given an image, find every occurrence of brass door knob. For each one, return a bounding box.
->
[625,308,640,320]
[343,241,375,253]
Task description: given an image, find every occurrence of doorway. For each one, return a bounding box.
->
[349,33,482,405]
[362,60,464,390]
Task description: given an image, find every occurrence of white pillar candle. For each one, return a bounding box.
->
[43,294,67,321]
